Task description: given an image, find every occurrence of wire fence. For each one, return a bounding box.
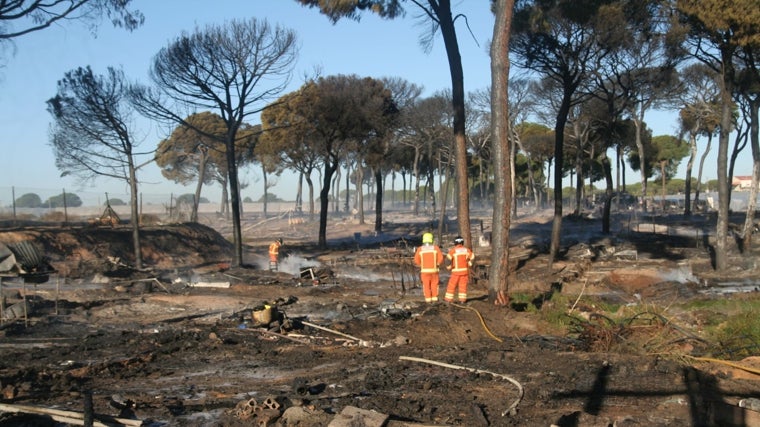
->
[0,186,299,224]
[3,185,751,231]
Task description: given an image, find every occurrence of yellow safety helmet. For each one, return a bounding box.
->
[422,232,434,244]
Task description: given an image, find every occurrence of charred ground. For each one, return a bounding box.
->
[1,210,760,426]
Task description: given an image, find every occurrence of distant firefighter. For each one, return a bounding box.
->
[268,238,283,271]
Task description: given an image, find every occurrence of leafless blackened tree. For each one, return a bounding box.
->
[131,18,298,267]
[47,66,147,268]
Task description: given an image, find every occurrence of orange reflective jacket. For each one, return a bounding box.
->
[447,246,474,275]
[269,242,280,258]
[414,244,443,273]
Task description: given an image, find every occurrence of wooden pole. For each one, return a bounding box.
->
[0,277,4,324]
[63,188,69,224]
[55,276,60,316]
[11,186,16,225]
[22,280,27,327]
[83,391,93,427]
[0,402,142,426]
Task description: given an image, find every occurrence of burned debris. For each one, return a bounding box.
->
[0,240,56,284]
[2,210,760,426]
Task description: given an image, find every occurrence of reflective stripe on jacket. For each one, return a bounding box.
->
[447,246,473,274]
[414,244,443,273]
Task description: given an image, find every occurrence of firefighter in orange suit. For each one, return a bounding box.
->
[413,232,444,303]
[268,238,283,271]
[444,236,474,303]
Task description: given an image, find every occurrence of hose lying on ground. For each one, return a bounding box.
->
[399,355,524,417]
[450,303,503,343]
[686,355,760,376]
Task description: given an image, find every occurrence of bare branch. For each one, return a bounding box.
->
[0,0,143,41]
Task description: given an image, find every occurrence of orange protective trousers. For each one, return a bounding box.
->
[420,272,440,303]
[445,274,468,303]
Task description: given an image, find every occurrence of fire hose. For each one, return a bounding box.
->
[449,303,503,343]
[686,355,760,376]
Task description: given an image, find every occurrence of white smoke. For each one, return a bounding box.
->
[276,253,320,276]
[659,264,699,284]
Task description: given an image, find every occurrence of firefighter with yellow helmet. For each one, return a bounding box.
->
[413,232,444,303]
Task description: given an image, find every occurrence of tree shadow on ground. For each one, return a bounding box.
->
[551,363,747,426]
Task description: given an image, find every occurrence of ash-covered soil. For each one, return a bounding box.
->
[1,210,760,426]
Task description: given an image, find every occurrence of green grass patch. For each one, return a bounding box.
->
[681,296,760,312]
[511,290,760,358]
[680,297,760,359]
[510,291,598,333]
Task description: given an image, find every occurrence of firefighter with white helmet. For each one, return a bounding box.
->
[444,236,474,303]
[413,232,444,303]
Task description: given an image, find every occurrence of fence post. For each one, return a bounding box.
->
[11,186,16,224]
[63,188,69,225]
[0,277,4,324]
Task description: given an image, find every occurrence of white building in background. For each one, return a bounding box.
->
[732,175,753,191]
[704,191,759,212]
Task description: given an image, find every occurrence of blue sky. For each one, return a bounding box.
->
[0,0,734,206]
